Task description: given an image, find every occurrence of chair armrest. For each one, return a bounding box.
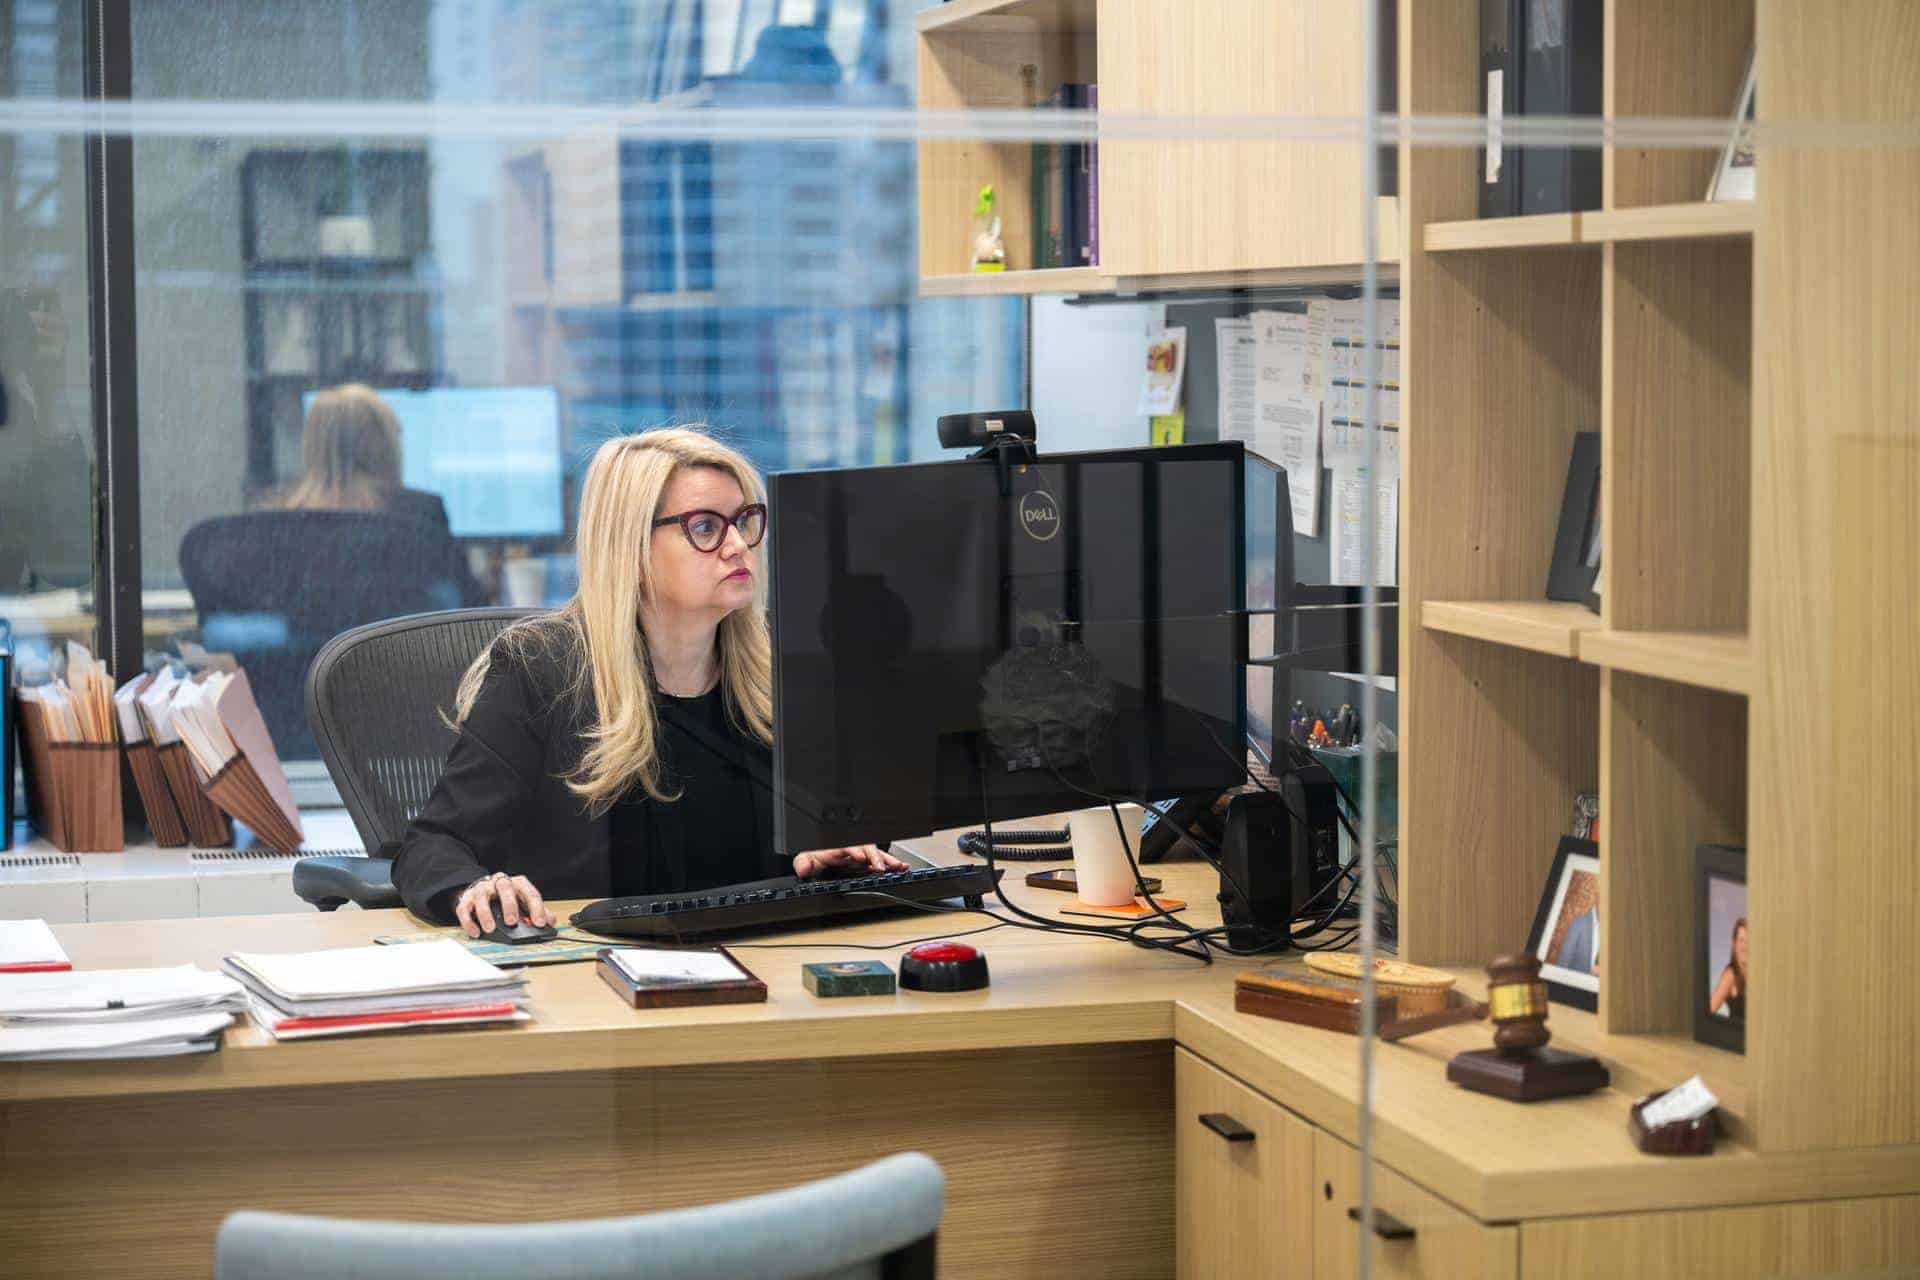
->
[292,856,402,911]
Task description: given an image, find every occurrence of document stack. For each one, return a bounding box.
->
[226,939,532,1041]
[14,642,124,852]
[137,668,233,847]
[115,673,188,846]
[0,955,245,1062]
[170,667,304,852]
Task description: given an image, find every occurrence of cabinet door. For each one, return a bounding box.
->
[1175,1047,1316,1280]
[1314,1131,1516,1279]
[1096,0,1393,278]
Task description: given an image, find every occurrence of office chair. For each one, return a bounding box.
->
[214,1151,944,1280]
[296,607,532,911]
[179,510,484,762]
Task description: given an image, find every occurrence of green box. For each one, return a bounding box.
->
[802,960,896,998]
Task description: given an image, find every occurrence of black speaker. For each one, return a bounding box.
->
[1219,792,1294,952]
[1280,760,1342,915]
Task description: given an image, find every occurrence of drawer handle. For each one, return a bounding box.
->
[1347,1207,1417,1242]
[1198,1113,1256,1143]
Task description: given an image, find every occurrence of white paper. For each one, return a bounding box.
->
[1252,310,1323,536]
[0,919,69,971]
[1327,426,1400,587]
[1640,1075,1719,1129]
[137,668,183,745]
[113,678,148,743]
[1214,317,1259,447]
[0,1010,233,1061]
[0,964,242,1019]
[610,947,749,986]
[226,939,520,1001]
[1137,326,1188,417]
[1325,299,1402,430]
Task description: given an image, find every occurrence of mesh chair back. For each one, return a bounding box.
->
[305,608,533,856]
[180,511,480,760]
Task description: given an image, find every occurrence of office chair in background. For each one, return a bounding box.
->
[294,606,532,911]
[179,510,484,761]
[214,1151,944,1280]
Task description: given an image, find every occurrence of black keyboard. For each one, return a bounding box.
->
[570,864,1001,941]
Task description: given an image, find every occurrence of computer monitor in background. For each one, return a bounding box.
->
[304,386,566,539]
[769,441,1249,855]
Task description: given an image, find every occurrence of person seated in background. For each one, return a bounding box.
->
[264,382,451,532]
[392,427,905,936]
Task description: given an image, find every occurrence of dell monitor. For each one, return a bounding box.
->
[769,441,1249,854]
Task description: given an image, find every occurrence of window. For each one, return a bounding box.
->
[125,0,1026,768]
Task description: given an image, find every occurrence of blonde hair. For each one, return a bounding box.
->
[268,383,402,512]
[454,427,773,813]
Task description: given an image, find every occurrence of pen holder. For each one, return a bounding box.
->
[1628,1092,1719,1156]
[158,740,233,848]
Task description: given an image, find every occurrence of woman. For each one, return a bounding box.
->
[1707,917,1748,1020]
[267,382,450,531]
[393,427,904,935]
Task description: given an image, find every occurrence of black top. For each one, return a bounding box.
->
[391,626,778,923]
[611,687,779,897]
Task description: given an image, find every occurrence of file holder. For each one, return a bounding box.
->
[202,754,303,853]
[158,740,233,848]
[125,738,189,847]
[16,701,124,853]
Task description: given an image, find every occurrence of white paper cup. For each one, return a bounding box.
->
[1069,803,1146,906]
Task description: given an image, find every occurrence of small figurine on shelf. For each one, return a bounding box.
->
[970,184,1006,274]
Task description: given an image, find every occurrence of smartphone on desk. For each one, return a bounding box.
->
[1026,868,1163,895]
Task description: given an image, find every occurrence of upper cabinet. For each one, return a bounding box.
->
[1096,0,1396,279]
[916,0,1399,295]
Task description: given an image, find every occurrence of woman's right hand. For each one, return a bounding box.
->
[454,871,552,937]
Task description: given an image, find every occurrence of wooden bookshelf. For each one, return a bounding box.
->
[1420,600,1599,659]
[1579,628,1752,696]
[919,267,1114,297]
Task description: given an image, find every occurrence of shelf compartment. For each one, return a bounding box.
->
[1423,212,1584,253]
[1421,600,1600,659]
[919,267,1114,297]
[916,0,1095,35]
[1580,629,1752,695]
[1583,201,1755,244]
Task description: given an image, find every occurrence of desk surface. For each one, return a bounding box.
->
[5,847,1916,1223]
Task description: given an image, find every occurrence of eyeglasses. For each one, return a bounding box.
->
[651,503,767,553]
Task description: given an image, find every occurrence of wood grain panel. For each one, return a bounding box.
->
[1750,0,1920,1152]
[1578,628,1752,696]
[1398,0,1604,966]
[1097,0,1381,276]
[1582,201,1754,244]
[1603,238,1751,631]
[1315,1130,1518,1280]
[1604,0,1756,209]
[0,1044,1170,1280]
[1174,1048,1314,1280]
[1420,600,1599,659]
[1600,673,1747,1037]
[1521,1195,1920,1278]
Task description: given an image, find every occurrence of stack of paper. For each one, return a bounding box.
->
[0,962,245,1061]
[225,940,531,1041]
[0,919,72,973]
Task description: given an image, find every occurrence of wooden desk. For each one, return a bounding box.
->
[4,854,1917,1279]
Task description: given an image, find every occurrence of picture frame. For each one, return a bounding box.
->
[1546,431,1601,610]
[1707,53,1757,202]
[1693,844,1748,1054]
[1525,836,1601,1011]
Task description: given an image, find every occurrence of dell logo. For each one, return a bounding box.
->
[1019,490,1062,542]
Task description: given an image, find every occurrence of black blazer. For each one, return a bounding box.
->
[390,627,775,922]
[391,487,453,534]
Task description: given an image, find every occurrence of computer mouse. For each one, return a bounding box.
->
[479,920,559,945]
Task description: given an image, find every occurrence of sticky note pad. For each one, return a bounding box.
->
[802,960,896,998]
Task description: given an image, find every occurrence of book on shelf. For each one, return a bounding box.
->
[1029,83,1098,270]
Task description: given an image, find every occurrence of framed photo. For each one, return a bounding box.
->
[1526,836,1600,1011]
[1708,53,1757,202]
[1693,844,1748,1053]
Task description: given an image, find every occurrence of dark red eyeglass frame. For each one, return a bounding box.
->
[650,502,767,552]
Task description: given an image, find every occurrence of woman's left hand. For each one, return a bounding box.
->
[793,845,909,879]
